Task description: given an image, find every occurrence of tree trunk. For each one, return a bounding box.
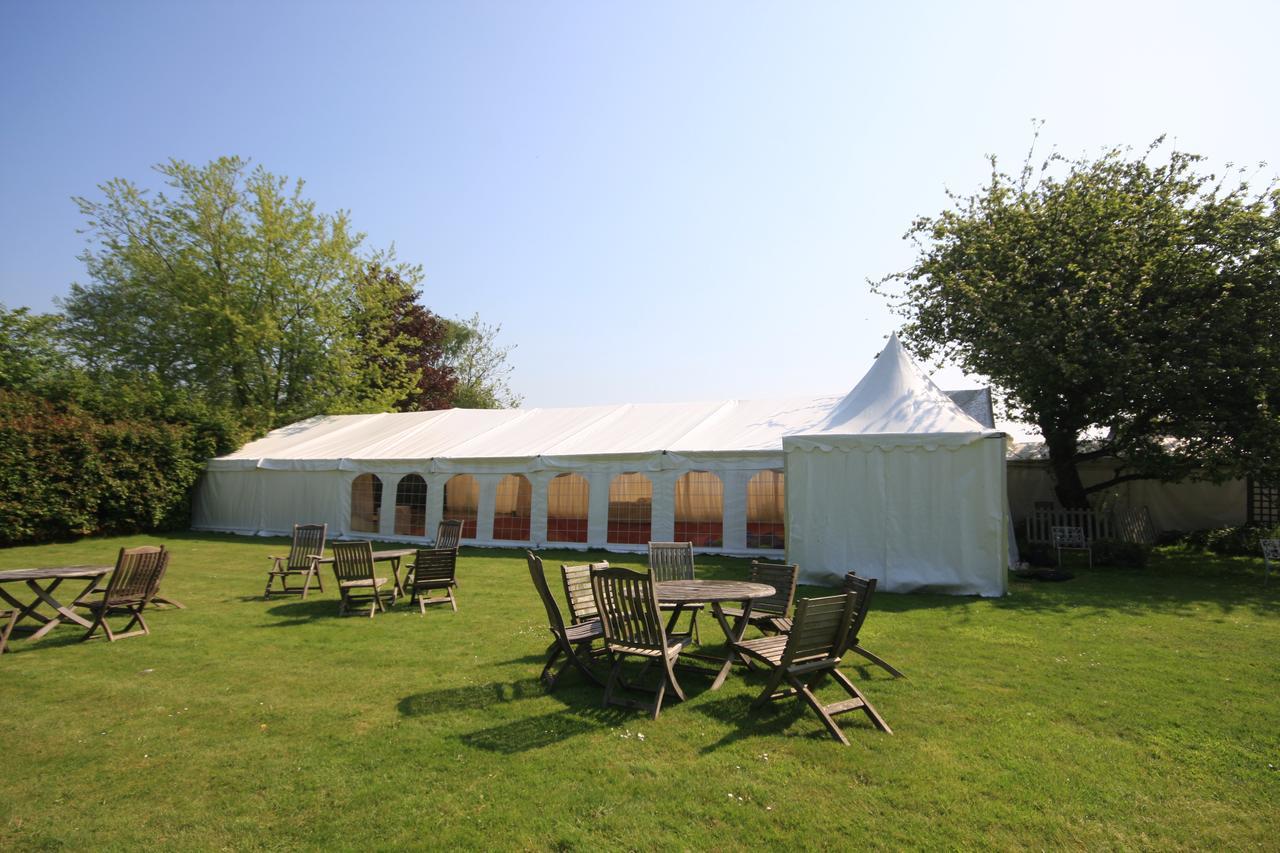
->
[1044,429,1091,509]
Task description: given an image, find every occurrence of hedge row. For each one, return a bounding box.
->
[0,390,224,546]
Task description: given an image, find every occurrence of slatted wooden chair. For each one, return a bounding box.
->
[264,523,328,599]
[560,561,608,625]
[77,546,170,642]
[330,540,394,618]
[0,608,17,656]
[590,565,692,720]
[733,590,892,745]
[526,552,603,690]
[406,548,458,615]
[838,572,904,678]
[648,541,701,643]
[721,561,798,635]
[1261,538,1280,585]
[435,519,463,550]
[1052,525,1092,568]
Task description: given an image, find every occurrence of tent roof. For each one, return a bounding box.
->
[215,337,998,465]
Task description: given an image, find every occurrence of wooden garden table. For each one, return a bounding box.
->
[0,565,113,641]
[315,549,418,597]
[655,579,775,690]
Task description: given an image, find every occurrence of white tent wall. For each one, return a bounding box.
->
[785,434,1008,597]
[194,452,789,557]
[1007,461,1246,531]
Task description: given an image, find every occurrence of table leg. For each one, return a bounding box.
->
[389,557,404,599]
[708,599,754,690]
[664,603,687,636]
[25,577,99,640]
[0,582,54,630]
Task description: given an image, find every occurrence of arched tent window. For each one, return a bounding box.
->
[394,474,427,536]
[607,473,652,545]
[746,470,785,549]
[547,473,589,543]
[493,474,532,541]
[443,474,479,539]
[674,471,724,547]
[350,474,383,533]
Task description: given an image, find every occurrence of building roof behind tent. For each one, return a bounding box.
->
[799,334,995,436]
[947,388,995,429]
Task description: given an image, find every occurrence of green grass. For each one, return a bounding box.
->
[2,534,1277,850]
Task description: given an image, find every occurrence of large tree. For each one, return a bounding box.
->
[63,157,412,430]
[876,137,1280,508]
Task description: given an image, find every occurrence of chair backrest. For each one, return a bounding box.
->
[287,523,328,570]
[435,519,463,549]
[1052,526,1087,548]
[748,561,798,617]
[781,593,856,665]
[411,548,457,588]
[104,546,169,607]
[1260,538,1280,561]
[561,561,607,624]
[648,541,695,582]
[840,572,878,645]
[331,541,375,584]
[527,552,568,635]
[591,566,667,653]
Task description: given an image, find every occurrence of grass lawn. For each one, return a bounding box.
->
[1,533,1277,849]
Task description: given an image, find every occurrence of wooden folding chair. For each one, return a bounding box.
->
[649,541,701,643]
[435,519,463,550]
[591,566,692,720]
[264,523,327,599]
[838,572,904,678]
[330,541,393,618]
[1261,538,1280,585]
[721,561,798,635]
[406,548,458,615]
[733,591,892,745]
[560,561,608,625]
[0,608,16,656]
[526,552,603,690]
[1052,525,1092,568]
[78,546,170,642]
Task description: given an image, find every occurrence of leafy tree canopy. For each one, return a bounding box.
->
[876,134,1280,508]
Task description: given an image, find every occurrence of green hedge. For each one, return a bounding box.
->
[1176,524,1280,557]
[0,390,225,545]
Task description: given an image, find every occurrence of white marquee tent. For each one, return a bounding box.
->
[193,335,1009,596]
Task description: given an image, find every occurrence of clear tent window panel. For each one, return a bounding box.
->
[547,473,589,543]
[493,474,532,541]
[394,474,427,536]
[607,473,652,545]
[443,474,479,539]
[674,471,724,547]
[746,469,785,549]
[350,473,383,533]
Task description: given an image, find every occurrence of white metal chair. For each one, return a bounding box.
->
[1051,526,1091,568]
[1261,538,1280,585]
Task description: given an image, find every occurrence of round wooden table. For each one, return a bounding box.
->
[655,579,775,690]
[0,565,113,641]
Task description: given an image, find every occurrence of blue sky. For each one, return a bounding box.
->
[2,1,1277,412]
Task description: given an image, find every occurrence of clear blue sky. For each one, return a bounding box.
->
[2,1,1277,411]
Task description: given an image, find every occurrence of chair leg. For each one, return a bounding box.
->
[789,673,851,746]
[850,644,905,678]
[447,587,457,612]
[540,642,564,688]
[602,654,622,709]
[830,669,893,734]
[661,652,686,703]
[650,672,668,720]
[751,667,788,709]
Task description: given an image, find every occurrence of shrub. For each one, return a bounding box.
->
[1178,524,1280,557]
[1091,539,1151,568]
[0,390,231,545]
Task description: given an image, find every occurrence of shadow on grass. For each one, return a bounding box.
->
[458,706,634,754]
[262,598,341,625]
